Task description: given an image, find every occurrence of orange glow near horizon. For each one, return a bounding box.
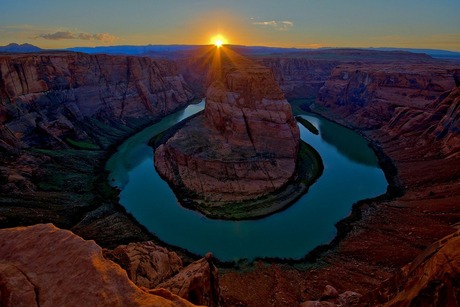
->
[210,34,228,47]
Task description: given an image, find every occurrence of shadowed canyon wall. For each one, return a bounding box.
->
[0,52,195,246]
[0,52,194,150]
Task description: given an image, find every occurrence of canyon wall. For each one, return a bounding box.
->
[255,57,338,99]
[0,52,194,150]
[1,49,459,305]
[316,62,458,130]
[0,52,195,246]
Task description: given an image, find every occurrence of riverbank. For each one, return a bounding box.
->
[151,113,324,220]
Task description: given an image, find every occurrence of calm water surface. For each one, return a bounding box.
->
[106,100,387,261]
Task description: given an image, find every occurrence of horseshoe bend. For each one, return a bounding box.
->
[0,45,459,306]
[154,58,323,219]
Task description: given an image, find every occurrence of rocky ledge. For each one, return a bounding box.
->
[154,57,322,219]
[0,224,198,306]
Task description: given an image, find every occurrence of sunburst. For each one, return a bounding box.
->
[210,35,227,47]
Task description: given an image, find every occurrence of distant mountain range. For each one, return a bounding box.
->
[0,43,43,53]
[1,42,460,60]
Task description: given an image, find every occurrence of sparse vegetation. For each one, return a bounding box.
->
[66,138,101,150]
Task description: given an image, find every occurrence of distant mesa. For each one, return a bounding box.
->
[0,43,42,53]
[154,53,323,219]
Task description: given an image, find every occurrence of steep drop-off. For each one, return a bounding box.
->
[0,52,195,246]
[0,52,193,149]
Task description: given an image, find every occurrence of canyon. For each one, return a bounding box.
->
[0,48,459,306]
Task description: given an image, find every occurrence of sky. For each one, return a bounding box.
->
[1,0,460,51]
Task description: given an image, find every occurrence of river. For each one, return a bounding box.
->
[106,99,387,261]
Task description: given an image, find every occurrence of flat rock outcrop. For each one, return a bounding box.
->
[0,224,197,306]
[155,57,303,218]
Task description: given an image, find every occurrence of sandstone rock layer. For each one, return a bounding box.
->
[0,52,195,246]
[0,224,197,307]
[155,57,302,218]
[104,243,222,307]
[0,52,194,150]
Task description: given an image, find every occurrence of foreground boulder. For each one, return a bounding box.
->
[0,224,197,306]
[105,244,222,306]
[155,55,309,219]
[156,253,222,307]
[103,241,183,289]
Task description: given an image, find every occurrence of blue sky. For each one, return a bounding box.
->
[1,0,459,50]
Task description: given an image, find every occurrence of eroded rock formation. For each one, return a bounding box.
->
[0,224,197,306]
[154,57,302,218]
[0,52,194,150]
[316,62,458,131]
[256,57,339,99]
[103,241,184,289]
[155,253,222,307]
[104,243,222,306]
[1,48,459,306]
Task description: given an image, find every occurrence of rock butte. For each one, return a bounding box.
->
[154,57,309,218]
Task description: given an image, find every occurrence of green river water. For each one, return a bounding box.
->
[106,100,387,261]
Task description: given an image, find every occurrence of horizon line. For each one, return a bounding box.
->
[2,42,460,54]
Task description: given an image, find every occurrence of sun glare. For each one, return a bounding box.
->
[210,35,227,47]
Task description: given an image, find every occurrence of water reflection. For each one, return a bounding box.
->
[318,120,378,167]
[106,102,387,261]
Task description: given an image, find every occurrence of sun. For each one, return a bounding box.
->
[210,35,227,47]
[214,39,224,48]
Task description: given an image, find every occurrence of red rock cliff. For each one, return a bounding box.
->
[155,58,300,213]
[0,52,195,246]
[0,52,194,149]
[219,56,460,306]
[316,62,458,130]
